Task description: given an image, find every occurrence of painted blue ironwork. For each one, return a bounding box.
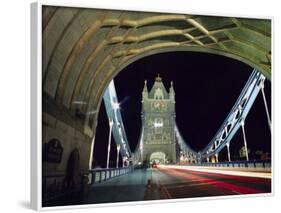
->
[103,81,131,158]
[201,69,266,159]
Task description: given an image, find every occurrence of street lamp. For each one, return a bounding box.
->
[226,142,231,162]
[106,119,114,169]
[116,144,121,168]
[241,120,249,161]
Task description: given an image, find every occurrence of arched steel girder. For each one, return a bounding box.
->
[103,80,131,158]
[201,70,266,159]
[42,6,271,131]
[69,35,270,116]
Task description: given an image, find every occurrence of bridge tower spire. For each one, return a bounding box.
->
[142,80,148,100]
[169,81,175,103]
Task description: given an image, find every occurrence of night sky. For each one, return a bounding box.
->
[93,52,271,167]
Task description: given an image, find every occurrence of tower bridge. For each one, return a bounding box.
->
[41,6,272,207]
[102,74,200,167]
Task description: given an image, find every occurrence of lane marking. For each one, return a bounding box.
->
[160,185,172,199]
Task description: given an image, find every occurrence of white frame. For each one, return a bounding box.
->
[31,1,274,211]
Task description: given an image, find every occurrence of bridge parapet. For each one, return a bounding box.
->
[89,166,134,185]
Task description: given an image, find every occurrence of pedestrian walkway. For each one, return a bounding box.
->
[83,168,154,204]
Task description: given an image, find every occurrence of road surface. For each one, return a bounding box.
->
[153,165,271,199]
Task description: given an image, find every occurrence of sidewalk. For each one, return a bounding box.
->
[83,168,157,204]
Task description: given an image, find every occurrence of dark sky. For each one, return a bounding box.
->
[94,52,271,167]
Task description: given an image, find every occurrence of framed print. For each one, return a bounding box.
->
[31,1,272,210]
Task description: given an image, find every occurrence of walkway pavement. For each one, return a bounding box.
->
[83,168,159,204]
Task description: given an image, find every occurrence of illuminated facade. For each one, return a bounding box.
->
[141,75,177,164]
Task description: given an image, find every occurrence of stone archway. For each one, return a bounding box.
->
[63,148,81,190]
[150,152,167,164]
[43,7,271,117]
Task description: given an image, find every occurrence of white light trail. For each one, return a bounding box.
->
[158,165,271,179]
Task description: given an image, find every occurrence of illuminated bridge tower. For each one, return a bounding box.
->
[141,74,177,164]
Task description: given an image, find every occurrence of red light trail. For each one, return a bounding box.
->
[157,166,270,195]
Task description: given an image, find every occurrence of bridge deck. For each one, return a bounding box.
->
[90,167,271,202]
[45,167,271,207]
[153,166,271,199]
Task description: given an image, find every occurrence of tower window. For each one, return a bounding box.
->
[154,88,164,99]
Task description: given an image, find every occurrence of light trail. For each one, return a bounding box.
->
[157,166,269,195]
[158,165,271,179]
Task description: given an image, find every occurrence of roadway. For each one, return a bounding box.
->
[153,165,271,199]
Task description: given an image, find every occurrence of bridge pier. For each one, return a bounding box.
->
[116,144,121,168]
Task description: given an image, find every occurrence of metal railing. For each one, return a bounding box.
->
[201,70,266,158]
[42,166,134,206]
[89,166,134,184]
